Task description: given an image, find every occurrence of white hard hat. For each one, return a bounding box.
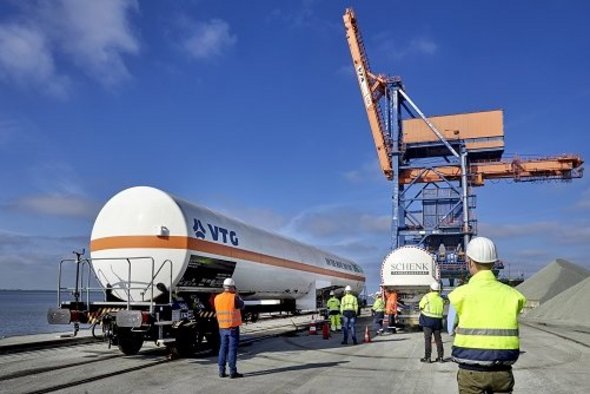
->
[329,291,335,296]
[223,278,236,288]
[466,236,498,264]
[430,282,440,291]
[344,285,352,292]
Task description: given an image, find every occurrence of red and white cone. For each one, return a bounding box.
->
[363,325,371,343]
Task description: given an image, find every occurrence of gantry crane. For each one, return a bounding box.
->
[343,8,584,281]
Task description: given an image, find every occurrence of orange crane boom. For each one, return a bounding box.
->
[343,7,584,186]
[343,8,393,180]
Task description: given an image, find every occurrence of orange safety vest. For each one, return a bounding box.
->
[214,292,242,329]
[386,292,398,315]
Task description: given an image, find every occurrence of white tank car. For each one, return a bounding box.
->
[90,186,365,310]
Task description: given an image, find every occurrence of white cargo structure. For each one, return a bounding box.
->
[90,186,365,307]
[380,246,440,327]
[48,186,365,356]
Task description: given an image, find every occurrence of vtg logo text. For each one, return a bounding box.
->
[193,218,239,246]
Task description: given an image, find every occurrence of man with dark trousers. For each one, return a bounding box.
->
[419,281,445,363]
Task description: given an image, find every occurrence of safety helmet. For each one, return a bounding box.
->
[466,236,498,264]
[430,282,440,291]
[223,278,236,288]
[344,285,352,292]
[329,291,335,296]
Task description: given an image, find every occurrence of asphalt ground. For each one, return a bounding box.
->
[1,314,588,394]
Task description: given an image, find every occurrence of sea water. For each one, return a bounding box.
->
[0,290,101,338]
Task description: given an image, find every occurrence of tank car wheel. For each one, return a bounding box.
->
[170,325,200,358]
[117,329,143,355]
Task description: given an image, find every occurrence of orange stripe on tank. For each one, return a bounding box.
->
[90,235,365,282]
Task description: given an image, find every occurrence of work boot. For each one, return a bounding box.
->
[219,371,227,378]
[230,372,243,379]
[341,341,348,345]
[436,357,446,363]
[420,357,432,363]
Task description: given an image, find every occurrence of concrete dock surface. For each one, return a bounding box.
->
[1,316,588,394]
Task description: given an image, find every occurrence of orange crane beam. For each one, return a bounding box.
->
[343,8,393,180]
[399,155,583,186]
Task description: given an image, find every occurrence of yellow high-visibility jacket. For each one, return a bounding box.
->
[448,270,526,366]
[326,296,340,312]
[340,293,358,314]
[419,291,444,319]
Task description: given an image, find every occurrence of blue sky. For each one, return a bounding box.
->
[0,0,588,292]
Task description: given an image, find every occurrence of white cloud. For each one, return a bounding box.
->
[374,32,438,60]
[0,231,89,289]
[4,194,99,218]
[182,19,236,60]
[44,0,140,87]
[285,205,389,239]
[0,0,139,96]
[0,23,68,98]
[343,159,384,183]
[409,38,437,55]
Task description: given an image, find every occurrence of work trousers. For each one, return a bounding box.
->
[457,368,514,394]
[329,312,341,331]
[386,314,397,333]
[423,326,443,359]
[372,311,384,334]
[218,326,240,374]
[341,311,357,344]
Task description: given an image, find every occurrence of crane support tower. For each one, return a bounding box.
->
[343,8,584,282]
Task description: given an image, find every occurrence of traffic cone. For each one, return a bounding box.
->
[322,321,330,339]
[363,325,371,343]
[309,322,317,335]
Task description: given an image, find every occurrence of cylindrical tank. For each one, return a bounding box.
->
[91,186,365,301]
[380,246,439,290]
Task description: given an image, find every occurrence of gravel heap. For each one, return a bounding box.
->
[522,275,590,328]
[516,259,590,304]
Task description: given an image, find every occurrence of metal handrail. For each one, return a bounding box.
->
[55,255,156,312]
[141,258,174,310]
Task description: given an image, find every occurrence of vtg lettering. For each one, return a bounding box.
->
[193,218,239,246]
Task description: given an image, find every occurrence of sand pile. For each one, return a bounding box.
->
[516,259,590,304]
[523,275,590,328]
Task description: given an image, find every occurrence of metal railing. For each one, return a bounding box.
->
[56,254,174,314]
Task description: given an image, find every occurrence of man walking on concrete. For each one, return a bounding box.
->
[448,237,526,393]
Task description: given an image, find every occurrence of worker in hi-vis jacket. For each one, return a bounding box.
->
[448,237,526,394]
[340,285,359,345]
[385,289,398,333]
[326,291,341,331]
[214,278,245,379]
[371,290,386,336]
[419,281,445,363]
